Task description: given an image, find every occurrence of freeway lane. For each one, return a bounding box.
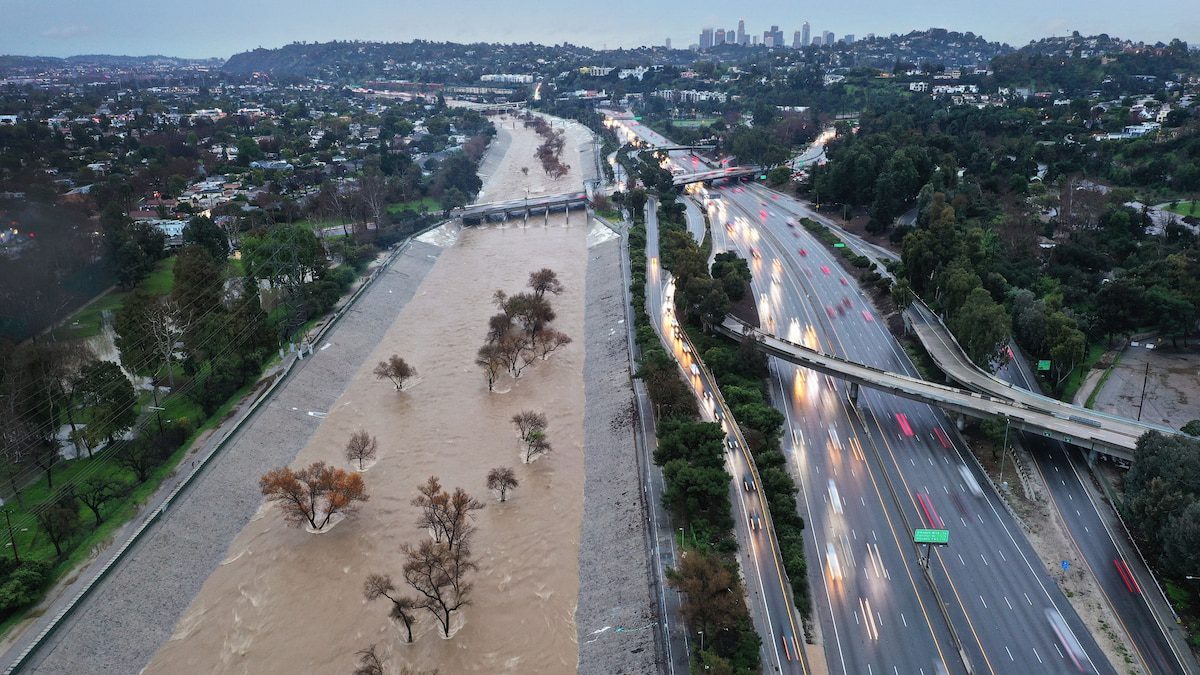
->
[615,115,1114,673]
[645,202,810,675]
[752,182,1195,673]
[996,347,1196,675]
[710,184,1113,675]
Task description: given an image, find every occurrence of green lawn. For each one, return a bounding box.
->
[1060,343,1107,403]
[670,118,719,129]
[51,257,177,341]
[1164,200,1200,217]
[387,197,441,215]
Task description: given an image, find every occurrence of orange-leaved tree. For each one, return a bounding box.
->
[260,461,369,530]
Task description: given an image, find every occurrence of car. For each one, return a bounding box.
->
[896,413,914,437]
[689,363,700,376]
[825,306,835,318]
[727,438,738,452]
[786,219,795,228]
[826,542,843,580]
[828,479,843,514]
[820,265,831,275]
[839,278,848,286]
[751,248,761,260]
[749,512,762,530]
[681,342,691,353]
[836,305,846,316]
[743,473,754,491]
[959,465,984,497]
[828,426,841,451]
[702,389,712,402]
[862,310,874,322]
[1046,608,1092,672]
[798,248,808,256]
[933,426,951,449]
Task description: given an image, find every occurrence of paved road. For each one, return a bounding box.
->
[645,201,810,674]
[748,184,1197,675]
[996,346,1196,675]
[621,210,690,675]
[710,181,1113,675]
[613,115,1122,675]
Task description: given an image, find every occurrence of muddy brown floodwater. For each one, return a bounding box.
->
[147,116,594,674]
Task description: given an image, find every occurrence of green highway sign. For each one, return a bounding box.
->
[833,242,846,248]
[1037,359,1051,371]
[914,528,950,545]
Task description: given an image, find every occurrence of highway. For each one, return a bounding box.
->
[745,181,1196,675]
[996,345,1196,675]
[708,183,1113,675]
[645,201,810,675]
[610,112,1118,675]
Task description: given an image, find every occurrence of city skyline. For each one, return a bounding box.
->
[0,0,1196,59]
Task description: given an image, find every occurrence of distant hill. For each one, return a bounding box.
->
[0,53,220,76]
[222,40,597,80]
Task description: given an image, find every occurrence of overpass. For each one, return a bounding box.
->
[716,315,1148,460]
[673,166,761,186]
[905,300,1179,450]
[456,191,589,224]
[653,144,716,152]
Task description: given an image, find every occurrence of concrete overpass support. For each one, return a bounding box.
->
[848,381,860,404]
[956,414,966,432]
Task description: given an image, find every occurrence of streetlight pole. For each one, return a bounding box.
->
[678,527,684,549]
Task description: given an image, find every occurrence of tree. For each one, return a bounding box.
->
[1181,420,1200,437]
[475,343,505,391]
[523,430,552,463]
[172,245,226,326]
[76,475,124,526]
[344,429,378,471]
[74,361,137,455]
[527,268,564,299]
[115,440,159,483]
[401,538,475,637]
[412,477,485,550]
[363,574,419,643]
[511,411,547,444]
[532,329,572,359]
[259,461,369,530]
[374,355,416,391]
[950,288,1011,370]
[504,293,555,336]
[182,216,230,260]
[36,494,81,556]
[1046,311,1087,392]
[497,332,533,377]
[668,551,746,640]
[486,467,519,502]
[352,644,385,675]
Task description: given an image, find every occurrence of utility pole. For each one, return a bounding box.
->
[6,510,19,563]
[1136,362,1149,421]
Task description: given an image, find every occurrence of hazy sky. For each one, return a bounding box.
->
[1,0,1196,59]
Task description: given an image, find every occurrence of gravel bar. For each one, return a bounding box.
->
[575,236,658,675]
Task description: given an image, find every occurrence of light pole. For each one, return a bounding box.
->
[678,527,684,549]
[698,629,704,653]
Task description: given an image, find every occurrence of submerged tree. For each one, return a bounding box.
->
[486,467,519,502]
[345,429,378,471]
[259,461,369,530]
[527,268,564,299]
[374,355,416,391]
[402,538,476,637]
[363,574,419,643]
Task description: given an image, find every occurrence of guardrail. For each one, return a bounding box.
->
[3,222,445,674]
